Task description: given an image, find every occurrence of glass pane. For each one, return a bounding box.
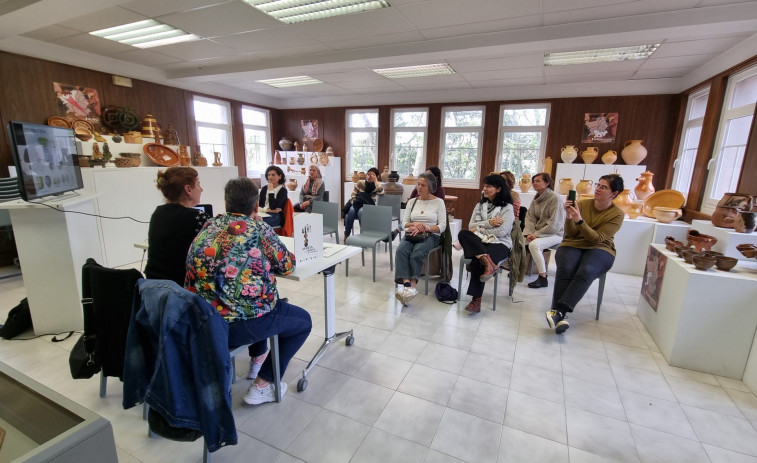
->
[197,126,231,166]
[712,115,752,199]
[689,93,709,120]
[194,100,229,124]
[198,143,231,166]
[442,131,479,179]
[499,131,541,178]
[242,107,267,126]
[393,131,425,176]
[349,131,377,171]
[393,111,427,127]
[673,125,702,196]
[502,108,547,127]
[244,128,267,170]
[197,126,228,144]
[348,112,378,128]
[731,73,757,109]
[444,110,483,127]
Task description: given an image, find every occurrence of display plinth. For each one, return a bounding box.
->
[691,219,757,260]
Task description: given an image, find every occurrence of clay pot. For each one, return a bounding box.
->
[296,152,305,165]
[287,178,298,191]
[581,146,598,164]
[653,206,682,223]
[381,166,390,182]
[326,146,334,154]
[388,170,400,182]
[274,150,282,164]
[141,113,160,137]
[383,177,404,195]
[634,171,655,200]
[715,256,738,271]
[621,140,647,165]
[686,229,718,252]
[674,244,688,258]
[601,150,617,164]
[402,173,416,185]
[179,146,191,167]
[711,193,755,228]
[279,137,293,151]
[558,178,574,195]
[519,174,532,193]
[561,145,578,163]
[352,171,359,183]
[692,255,717,271]
[576,179,593,196]
[735,211,756,233]
[664,236,679,252]
[737,245,757,258]
[612,189,635,214]
[542,157,553,175]
[627,201,643,219]
[358,171,366,180]
[682,248,699,264]
[288,156,295,165]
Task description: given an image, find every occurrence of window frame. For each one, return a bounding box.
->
[345,108,379,180]
[193,95,234,167]
[241,105,271,176]
[671,87,709,201]
[439,105,486,188]
[495,103,551,179]
[389,107,428,177]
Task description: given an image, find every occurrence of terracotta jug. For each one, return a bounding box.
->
[179,145,191,166]
[621,140,647,165]
[352,170,359,183]
[558,178,574,195]
[287,178,298,191]
[381,166,390,182]
[576,179,594,196]
[612,189,635,214]
[542,157,553,175]
[561,145,578,164]
[634,171,655,200]
[274,150,282,164]
[519,174,532,193]
[581,146,599,164]
[602,150,617,164]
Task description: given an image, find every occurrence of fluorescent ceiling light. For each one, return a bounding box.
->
[244,0,389,24]
[256,76,324,88]
[544,44,660,66]
[90,20,200,49]
[373,63,456,79]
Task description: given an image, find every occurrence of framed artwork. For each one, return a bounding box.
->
[53,82,101,120]
[301,120,319,139]
[582,112,618,143]
[641,246,667,311]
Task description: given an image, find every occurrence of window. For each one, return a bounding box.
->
[346,109,379,176]
[390,108,428,176]
[193,96,233,166]
[242,106,270,175]
[440,106,485,187]
[497,104,550,179]
[702,65,757,213]
[672,88,709,200]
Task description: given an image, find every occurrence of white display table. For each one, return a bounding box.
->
[610,218,690,276]
[637,244,757,378]
[691,219,757,260]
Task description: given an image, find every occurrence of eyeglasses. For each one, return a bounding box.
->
[595,184,610,191]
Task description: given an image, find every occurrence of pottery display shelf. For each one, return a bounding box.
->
[555,164,647,198]
[270,154,341,209]
[690,219,757,260]
[637,244,757,379]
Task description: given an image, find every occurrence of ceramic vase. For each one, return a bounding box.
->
[561,145,578,163]
[384,177,404,195]
[612,189,635,214]
[558,178,574,195]
[621,140,647,165]
[179,146,191,167]
[297,152,305,165]
[735,211,756,233]
[352,171,359,183]
[279,137,293,151]
[601,150,617,164]
[388,170,400,182]
[576,179,594,196]
[634,171,655,200]
[287,178,298,191]
[519,174,531,193]
[542,157,553,175]
[581,146,598,164]
[711,193,754,228]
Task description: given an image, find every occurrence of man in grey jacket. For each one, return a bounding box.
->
[524,173,565,288]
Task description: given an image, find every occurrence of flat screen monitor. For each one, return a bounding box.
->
[7,121,84,202]
[193,203,213,216]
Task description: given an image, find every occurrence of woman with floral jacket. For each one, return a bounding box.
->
[186,177,312,406]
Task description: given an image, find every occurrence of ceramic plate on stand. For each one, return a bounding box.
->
[47,116,71,128]
[143,143,180,166]
[312,138,324,152]
[642,190,685,217]
[72,119,94,132]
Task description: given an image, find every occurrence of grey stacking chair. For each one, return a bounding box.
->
[345,204,393,282]
[312,201,340,244]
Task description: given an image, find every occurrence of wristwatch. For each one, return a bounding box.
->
[575,219,584,226]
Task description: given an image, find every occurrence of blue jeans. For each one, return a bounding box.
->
[394,234,441,284]
[344,206,363,235]
[552,246,614,313]
[263,214,280,228]
[227,300,312,383]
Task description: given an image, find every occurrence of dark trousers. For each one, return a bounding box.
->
[227,300,312,383]
[552,246,614,313]
[263,214,281,228]
[458,229,510,297]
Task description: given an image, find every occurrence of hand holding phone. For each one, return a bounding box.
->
[567,189,577,202]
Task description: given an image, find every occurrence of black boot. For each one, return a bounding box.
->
[528,275,548,288]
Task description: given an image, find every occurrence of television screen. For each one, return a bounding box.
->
[7,121,84,202]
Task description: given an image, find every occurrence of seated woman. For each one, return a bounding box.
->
[293,165,324,213]
[524,173,565,288]
[500,171,520,219]
[457,174,514,313]
[259,166,287,228]
[186,177,312,405]
[144,167,208,285]
[546,174,624,334]
[344,167,383,238]
[394,173,447,305]
[409,166,446,200]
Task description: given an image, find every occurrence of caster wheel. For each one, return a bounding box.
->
[297,378,308,392]
[345,335,355,346]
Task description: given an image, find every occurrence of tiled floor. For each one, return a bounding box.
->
[3,238,757,463]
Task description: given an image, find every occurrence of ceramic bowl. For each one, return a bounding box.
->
[682,249,700,264]
[715,256,738,271]
[666,240,683,252]
[653,206,682,223]
[692,255,717,271]
[736,244,756,252]
[740,247,757,259]
[701,250,724,258]
[674,244,687,257]
[687,230,718,252]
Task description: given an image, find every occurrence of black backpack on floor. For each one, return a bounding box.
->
[0,298,33,339]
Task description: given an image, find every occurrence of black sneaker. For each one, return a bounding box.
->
[528,276,548,288]
[545,310,562,329]
[555,315,570,334]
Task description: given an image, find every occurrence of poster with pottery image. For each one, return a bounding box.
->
[301,120,319,140]
[641,246,667,311]
[53,82,101,120]
[582,112,618,143]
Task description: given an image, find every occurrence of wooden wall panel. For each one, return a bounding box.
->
[278,107,346,179]
[737,106,757,194]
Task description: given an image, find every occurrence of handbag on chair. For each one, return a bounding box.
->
[69,333,101,379]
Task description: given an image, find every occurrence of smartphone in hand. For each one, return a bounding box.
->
[567,190,577,202]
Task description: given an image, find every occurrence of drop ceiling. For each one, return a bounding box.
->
[1,0,756,109]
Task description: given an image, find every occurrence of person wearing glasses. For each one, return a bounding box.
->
[546,174,624,334]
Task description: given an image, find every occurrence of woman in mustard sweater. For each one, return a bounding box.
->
[546,174,624,334]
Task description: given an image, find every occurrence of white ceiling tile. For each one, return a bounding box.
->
[21,24,80,41]
[112,48,182,66]
[545,71,635,84]
[252,43,335,59]
[461,67,543,82]
[160,1,280,37]
[468,76,545,88]
[326,31,426,51]
[542,0,638,14]
[384,73,466,85]
[544,60,643,76]
[310,70,386,84]
[121,0,231,18]
[292,7,415,43]
[398,0,537,30]
[151,38,244,61]
[56,33,135,54]
[399,81,473,91]
[449,54,544,72]
[631,67,692,79]
[543,0,700,25]
[334,79,405,90]
[57,6,147,33]
[637,54,712,70]
[652,36,747,57]
[211,27,315,52]
[416,14,542,40]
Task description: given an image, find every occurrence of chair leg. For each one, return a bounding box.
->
[270,334,281,402]
[203,441,211,463]
[596,272,607,320]
[336,231,340,245]
[492,273,498,311]
[372,247,377,282]
[458,259,465,295]
[389,239,393,271]
[99,371,107,398]
[345,259,349,277]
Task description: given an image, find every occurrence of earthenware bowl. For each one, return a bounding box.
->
[715,256,738,271]
[692,255,717,271]
[682,249,699,264]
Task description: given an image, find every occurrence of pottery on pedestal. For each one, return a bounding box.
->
[735,211,757,233]
[712,193,755,228]
[561,145,578,164]
[621,140,647,165]
[358,171,366,181]
[352,171,359,183]
[279,137,293,151]
[634,171,655,200]
[296,152,305,165]
[653,206,682,223]
[388,170,400,182]
[558,178,574,195]
[403,173,416,185]
[627,201,643,219]
[381,166,390,182]
[612,189,635,214]
[581,146,598,164]
[542,157,553,175]
[687,229,718,252]
[576,179,594,196]
[287,178,298,191]
[179,145,191,166]
[602,150,617,164]
[274,150,282,164]
[384,178,404,195]
[519,174,532,193]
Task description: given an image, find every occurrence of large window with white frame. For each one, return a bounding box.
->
[440,106,485,187]
[497,104,550,179]
[671,88,709,201]
[390,108,428,176]
[346,109,379,176]
[241,105,270,175]
[193,96,233,166]
[701,65,757,213]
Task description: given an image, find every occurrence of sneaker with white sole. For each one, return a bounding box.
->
[404,287,419,303]
[395,288,407,305]
[555,316,570,334]
[246,350,268,380]
[545,310,563,329]
[243,381,287,405]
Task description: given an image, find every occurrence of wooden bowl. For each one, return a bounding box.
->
[715,256,738,271]
[74,127,92,141]
[692,255,716,271]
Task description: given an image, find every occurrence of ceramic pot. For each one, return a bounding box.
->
[288,156,295,165]
[402,173,416,185]
[352,171,359,183]
[558,178,574,195]
[612,189,635,214]
[576,179,593,196]
[383,178,404,195]
[358,171,366,180]
[542,157,553,175]
[634,171,655,200]
[141,113,160,137]
[326,146,334,154]
[381,166,390,182]
[621,140,647,165]
[711,193,755,228]
[653,206,682,223]
[287,178,298,191]
[519,174,532,193]
[715,256,738,271]
[560,145,578,163]
[296,152,305,165]
[179,146,191,167]
[682,248,700,264]
[581,146,598,164]
[687,229,718,252]
[279,137,293,151]
[692,255,717,271]
[627,202,643,219]
[274,150,282,164]
[735,211,756,233]
[319,153,329,166]
[388,170,400,182]
[601,150,617,164]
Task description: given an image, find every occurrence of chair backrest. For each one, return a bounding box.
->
[359,204,393,236]
[377,194,402,220]
[323,190,330,202]
[312,201,339,234]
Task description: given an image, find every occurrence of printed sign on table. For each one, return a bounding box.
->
[293,213,323,263]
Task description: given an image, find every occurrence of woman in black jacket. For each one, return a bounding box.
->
[259,165,287,228]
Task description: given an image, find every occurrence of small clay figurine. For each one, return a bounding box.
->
[91,142,102,159]
[294,141,300,151]
[102,143,112,161]
[212,151,223,167]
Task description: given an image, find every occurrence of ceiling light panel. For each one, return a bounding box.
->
[244,0,390,24]
[90,20,200,49]
[256,76,324,88]
[373,63,456,79]
[544,44,660,66]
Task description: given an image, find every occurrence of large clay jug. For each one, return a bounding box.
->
[581,146,599,164]
[558,178,574,195]
[576,179,594,196]
[612,189,635,214]
[602,150,617,164]
[634,171,655,200]
[621,140,647,165]
[561,145,578,164]
[352,171,359,183]
[542,157,553,175]
[519,174,532,193]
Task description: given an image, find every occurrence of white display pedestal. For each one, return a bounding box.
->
[651,218,691,244]
[0,195,103,334]
[518,191,536,209]
[613,218,655,275]
[637,244,757,378]
[691,219,757,260]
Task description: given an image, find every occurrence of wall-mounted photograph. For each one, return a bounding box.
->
[582,112,618,143]
[301,119,319,140]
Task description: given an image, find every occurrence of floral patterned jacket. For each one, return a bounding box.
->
[185,213,296,322]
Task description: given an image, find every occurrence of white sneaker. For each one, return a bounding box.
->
[243,381,287,405]
[395,288,407,305]
[404,287,419,303]
[246,351,269,380]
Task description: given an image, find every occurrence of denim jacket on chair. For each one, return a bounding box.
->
[123,279,236,452]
